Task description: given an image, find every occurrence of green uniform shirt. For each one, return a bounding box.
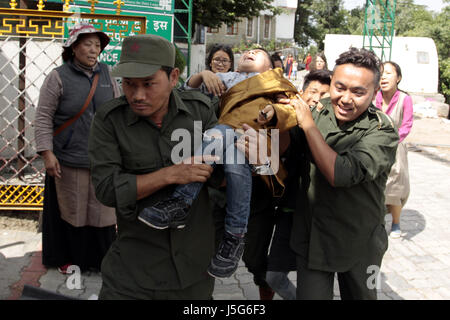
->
[88,89,218,296]
[290,98,399,272]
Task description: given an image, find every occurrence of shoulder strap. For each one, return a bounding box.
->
[396,91,407,119]
[53,73,100,136]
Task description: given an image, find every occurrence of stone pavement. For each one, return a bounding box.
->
[1,147,450,300]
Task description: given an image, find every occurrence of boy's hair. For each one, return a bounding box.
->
[247,47,274,69]
[206,44,235,72]
[334,47,382,87]
[302,69,332,91]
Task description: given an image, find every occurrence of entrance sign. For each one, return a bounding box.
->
[65,6,172,65]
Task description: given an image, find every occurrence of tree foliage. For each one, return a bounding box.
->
[394,0,433,36]
[188,0,279,28]
[294,0,348,50]
[394,0,450,103]
[345,7,365,35]
[294,0,315,48]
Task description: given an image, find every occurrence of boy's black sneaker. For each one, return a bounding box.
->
[138,197,190,230]
[207,232,245,278]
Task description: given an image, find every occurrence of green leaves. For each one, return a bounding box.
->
[294,0,348,50]
[190,0,276,28]
[394,0,449,102]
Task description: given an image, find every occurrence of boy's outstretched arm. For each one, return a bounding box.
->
[186,70,226,96]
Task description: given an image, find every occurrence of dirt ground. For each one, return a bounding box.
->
[1,115,449,233]
[0,211,41,232]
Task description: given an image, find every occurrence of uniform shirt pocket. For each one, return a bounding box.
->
[122,152,163,173]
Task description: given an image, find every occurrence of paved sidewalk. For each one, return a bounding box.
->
[1,148,449,300]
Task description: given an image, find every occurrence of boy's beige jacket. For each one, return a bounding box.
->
[218,68,299,197]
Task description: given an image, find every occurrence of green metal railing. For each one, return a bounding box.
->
[174,0,192,76]
[363,0,397,62]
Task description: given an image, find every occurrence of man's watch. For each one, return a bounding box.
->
[252,159,272,175]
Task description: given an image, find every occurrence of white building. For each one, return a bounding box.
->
[273,0,298,42]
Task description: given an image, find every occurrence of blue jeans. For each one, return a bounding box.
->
[173,124,252,235]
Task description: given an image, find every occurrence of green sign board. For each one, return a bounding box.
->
[65,6,173,66]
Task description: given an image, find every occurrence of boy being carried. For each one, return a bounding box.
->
[139,48,299,278]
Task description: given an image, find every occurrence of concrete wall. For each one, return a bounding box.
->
[206,20,249,47]
[205,15,277,48]
[189,44,207,76]
[204,1,297,48]
[324,34,440,94]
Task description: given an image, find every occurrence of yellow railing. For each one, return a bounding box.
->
[0,184,44,211]
[0,8,147,38]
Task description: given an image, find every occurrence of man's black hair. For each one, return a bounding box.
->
[271,53,284,71]
[271,53,283,64]
[302,69,332,91]
[161,66,174,79]
[334,47,382,87]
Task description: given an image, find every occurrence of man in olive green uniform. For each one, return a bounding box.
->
[88,35,219,299]
[289,48,399,299]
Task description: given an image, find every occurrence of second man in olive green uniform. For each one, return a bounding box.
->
[88,34,219,299]
[289,48,399,300]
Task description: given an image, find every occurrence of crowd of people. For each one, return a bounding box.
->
[34,23,413,300]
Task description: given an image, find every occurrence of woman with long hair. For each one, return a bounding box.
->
[375,61,414,238]
[184,44,234,97]
[309,52,328,72]
[205,43,235,73]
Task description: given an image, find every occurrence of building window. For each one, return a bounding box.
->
[264,16,271,39]
[226,23,238,35]
[417,51,430,64]
[247,18,253,37]
[207,27,219,33]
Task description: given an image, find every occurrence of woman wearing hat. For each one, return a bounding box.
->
[34,23,120,273]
